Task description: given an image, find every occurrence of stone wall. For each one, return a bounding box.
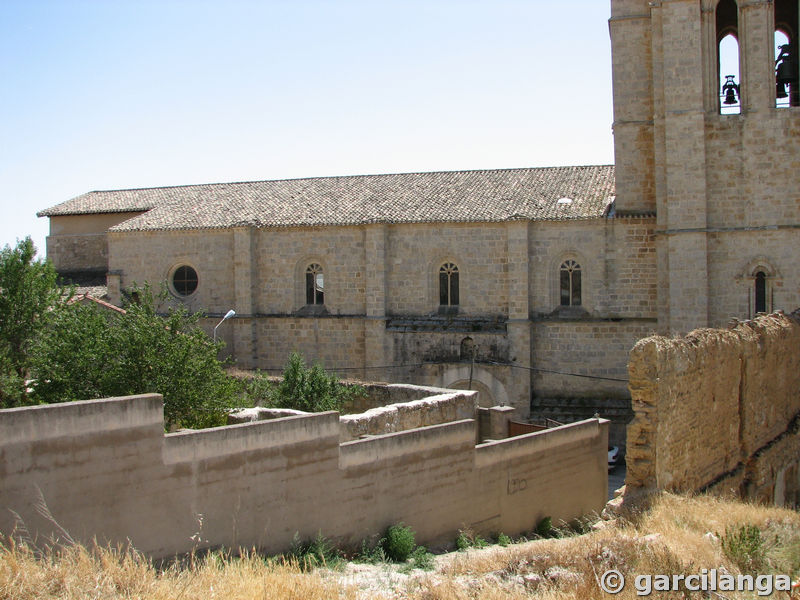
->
[339,389,477,441]
[625,311,800,505]
[0,395,608,559]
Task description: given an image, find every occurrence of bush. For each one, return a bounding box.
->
[535,516,553,538]
[455,528,488,551]
[241,371,275,406]
[382,524,416,562]
[497,532,511,547]
[270,352,365,413]
[410,546,434,570]
[287,532,343,571]
[721,524,765,574]
[30,285,247,429]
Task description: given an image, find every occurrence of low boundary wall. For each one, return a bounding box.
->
[625,311,800,504]
[0,395,608,559]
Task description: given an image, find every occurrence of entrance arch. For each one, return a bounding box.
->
[440,365,509,408]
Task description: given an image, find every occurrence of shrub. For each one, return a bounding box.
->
[270,352,365,413]
[287,532,342,571]
[241,370,274,406]
[721,524,765,574]
[382,524,417,563]
[30,285,246,429]
[455,531,471,551]
[410,546,434,570]
[536,516,553,538]
[497,532,511,547]
[455,528,488,551]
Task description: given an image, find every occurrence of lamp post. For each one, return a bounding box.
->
[213,309,236,342]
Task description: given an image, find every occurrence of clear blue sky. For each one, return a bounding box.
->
[0,1,615,256]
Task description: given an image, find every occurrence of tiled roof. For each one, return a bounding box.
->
[38,165,615,231]
[37,190,158,216]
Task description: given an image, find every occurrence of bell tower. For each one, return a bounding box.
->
[610,0,800,334]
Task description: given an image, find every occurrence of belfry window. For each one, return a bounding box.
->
[559,260,581,307]
[754,271,767,313]
[717,0,741,114]
[305,263,324,305]
[774,0,799,107]
[439,263,459,307]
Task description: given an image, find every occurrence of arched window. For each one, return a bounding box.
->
[560,260,581,307]
[305,263,324,305]
[754,271,767,313]
[717,0,741,114]
[460,337,475,360]
[439,262,459,307]
[774,0,799,107]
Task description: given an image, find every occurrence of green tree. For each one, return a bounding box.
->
[270,352,364,413]
[0,238,64,407]
[31,285,246,429]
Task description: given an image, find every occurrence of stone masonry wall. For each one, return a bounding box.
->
[625,311,800,504]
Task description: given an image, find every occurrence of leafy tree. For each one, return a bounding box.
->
[269,352,364,413]
[0,238,64,407]
[30,285,247,429]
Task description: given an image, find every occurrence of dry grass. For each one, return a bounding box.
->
[2,493,799,599]
[0,540,356,600]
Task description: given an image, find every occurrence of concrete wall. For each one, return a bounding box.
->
[625,311,800,505]
[0,395,608,559]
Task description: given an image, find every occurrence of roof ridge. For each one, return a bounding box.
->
[86,164,615,194]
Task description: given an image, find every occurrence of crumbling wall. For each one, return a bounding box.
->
[625,311,800,504]
[339,390,477,441]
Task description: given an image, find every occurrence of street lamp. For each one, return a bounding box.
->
[213,309,236,342]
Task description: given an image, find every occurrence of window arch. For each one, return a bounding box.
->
[439,262,459,308]
[717,0,741,114]
[774,0,799,109]
[305,263,324,305]
[560,260,582,307]
[460,337,475,361]
[754,271,767,313]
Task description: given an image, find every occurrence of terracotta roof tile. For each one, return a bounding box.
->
[38,165,615,230]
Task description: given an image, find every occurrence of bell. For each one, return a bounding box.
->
[777,59,794,84]
[777,82,788,98]
[721,75,739,106]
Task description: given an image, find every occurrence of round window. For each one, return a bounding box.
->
[171,265,198,296]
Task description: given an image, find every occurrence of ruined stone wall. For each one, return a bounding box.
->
[339,389,477,441]
[0,395,608,559]
[625,312,800,504]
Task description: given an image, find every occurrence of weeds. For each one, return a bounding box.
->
[286,532,343,571]
[720,523,765,574]
[455,528,489,551]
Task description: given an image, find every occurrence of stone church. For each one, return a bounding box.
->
[38,0,800,422]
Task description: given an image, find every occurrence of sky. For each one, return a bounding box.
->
[0,0,615,255]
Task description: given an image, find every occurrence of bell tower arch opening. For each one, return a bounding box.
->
[774,0,799,107]
[717,0,741,114]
